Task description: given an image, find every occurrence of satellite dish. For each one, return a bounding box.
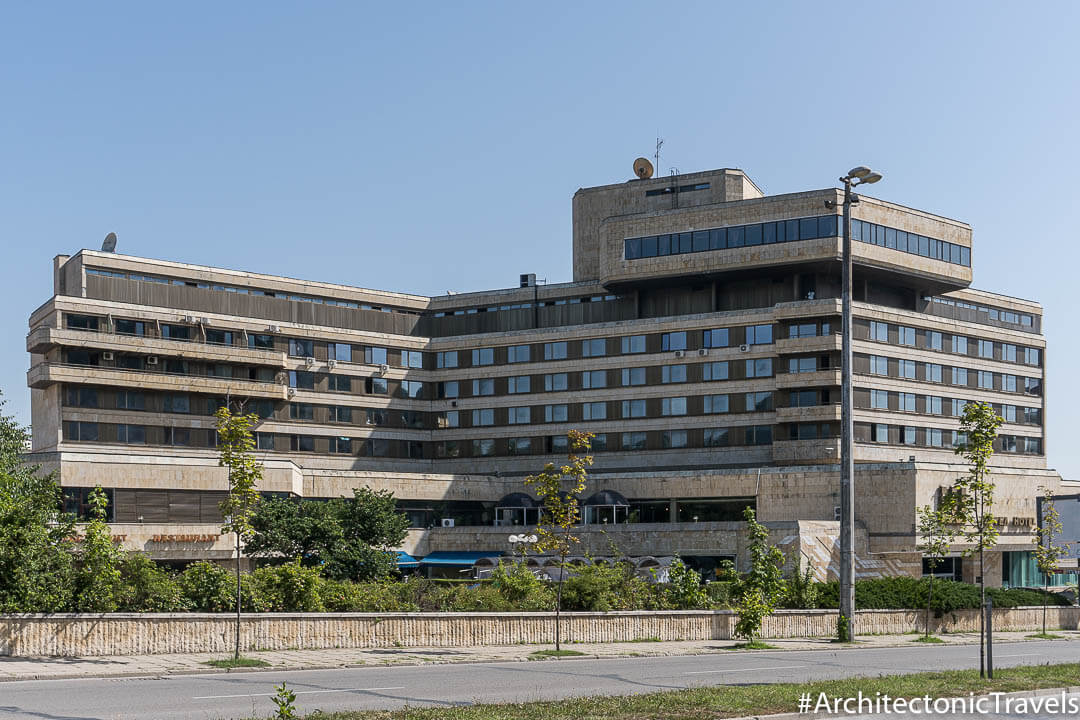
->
[101,232,117,253]
[633,157,654,180]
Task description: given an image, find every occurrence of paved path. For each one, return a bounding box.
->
[0,636,1076,719]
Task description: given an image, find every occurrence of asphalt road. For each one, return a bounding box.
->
[0,641,1074,720]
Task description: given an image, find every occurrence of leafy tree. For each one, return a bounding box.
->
[665,556,708,609]
[734,507,786,643]
[782,557,820,610]
[950,400,1002,677]
[1033,486,1070,636]
[216,407,263,659]
[0,391,75,612]
[916,500,955,639]
[73,487,124,611]
[525,430,592,651]
[116,553,186,611]
[178,560,236,612]
[247,488,408,581]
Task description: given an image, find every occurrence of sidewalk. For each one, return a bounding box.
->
[1,630,1076,682]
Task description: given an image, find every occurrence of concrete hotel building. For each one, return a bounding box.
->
[25,166,1075,585]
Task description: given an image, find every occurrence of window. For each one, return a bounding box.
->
[662,430,688,449]
[872,423,889,443]
[544,373,568,391]
[901,426,917,445]
[113,390,145,411]
[745,358,773,378]
[472,348,494,366]
[869,321,889,342]
[591,433,608,451]
[290,402,313,420]
[1024,377,1042,396]
[162,426,187,446]
[65,421,99,442]
[365,377,388,394]
[437,351,458,368]
[1004,374,1017,392]
[869,355,888,375]
[952,335,968,354]
[115,319,146,336]
[1023,407,1040,425]
[163,394,189,413]
[790,390,818,407]
[622,432,647,450]
[582,370,606,389]
[622,399,646,418]
[472,408,495,426]
[507,345,531,363]
[582,401,606,420]
[1002,404,1017,423]
[1024,437,1043,454]
[66,387,99,408]
[328,374,352,392]
[978,340,994,359]
[978,371,994,389]
[621,335,646,354]
[662,365,687,383]
[703,361,729,381]
[661,397,687,416]
[926,363,943,383]
[328,343,352,362]
[951,367,968,386]
[898,359,916,379]
[927,331,942,351]
[438,380,459,399]
[952,399,968,417]
[66,314,100,331]
[507,437,532,455]
[438,410,460,428]
[364,346,388,365]
[661,332,687,351]
[161,324,191,341]
[745,391,773,412]
[254,432,274,450]
[506,406,530,425]
[365,438,390,457]
[547,435,569,454]
[928,396,943,415]
[508,375,530,394]
[898,326,915,346]
[398,380,423,399]
[289,339,314,357]
[703,328,729,348]
[401,350,423,368]
[745,324,773,345]
[117,424,146,444]
[582,338,606,357]
[704,395,729,414]
[788,323,819,339]
[1001,344,1016,363]
[788,357,816,374]
[329,436,352,454]
[473,378,495,396]
[543,342,567,360]
[899,392,915,412]
[704,428,729,447]
[621,367,646,386]
[437,441,461,458]
[928,428,943,447]
[1024,348,1041,366]
[366,409,388,425]
[248,334,274,350]
[745,425,773,445]
[871,390,889,409]
[332,406,353,423]
[544,404,568,423]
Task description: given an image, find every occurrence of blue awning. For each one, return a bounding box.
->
[396,551,420,568]
[420,551,503,566]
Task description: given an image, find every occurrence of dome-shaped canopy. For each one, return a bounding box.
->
[497,492,538,508]
[584,490,629,506]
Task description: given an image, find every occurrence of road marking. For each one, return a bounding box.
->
[686,664,807,675]
[995,654,1042,658]
[193,686,405,700]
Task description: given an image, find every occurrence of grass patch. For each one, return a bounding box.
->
[911,635,945,643]
[203,656,271,669]
[724,640,779,650]
[288,663,1080,719]
[629,637,662,643]
[1027,632,1065,640]
[528,649,588,660]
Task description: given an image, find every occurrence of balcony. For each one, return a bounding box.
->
[775,403,842,423]
[774,334,842,355]
[26,327,287,368]
[772,438,840,465]
[774,369,842,389]
[27,362,288,399]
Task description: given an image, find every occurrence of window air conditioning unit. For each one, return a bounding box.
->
[441,518,455,528]
[146,356,159,365]
[698,348,709,357]
[327,359,337,369]
[673,350,685,358]
[304,356,316,367]
[451,400,458,407]
[287,387,297,398]
[200,317,211,326]
[182,315,197,323]
[267,325,281,333]
[739,344,751,352]
[102,351,115,361]
[377,364,389,376]
[834,505,842,521]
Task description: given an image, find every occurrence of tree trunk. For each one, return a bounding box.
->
[925,572,934,639]
[1042,588,1047,637]
[235,533,241,661]
[979,544,985,678]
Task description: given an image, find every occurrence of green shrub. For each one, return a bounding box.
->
[782,560,820,609]
[250,560,325,612]
[116,553,186,612]
[665,557,708,610]
[814,577,1071,613]
[706,581,736,609]
[489,562,555,611]
[318,578,417,612]
[178,561,236,612]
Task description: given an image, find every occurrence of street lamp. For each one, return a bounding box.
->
[825,166,882,642]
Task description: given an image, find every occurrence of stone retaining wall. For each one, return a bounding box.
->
[1,607,1076,657]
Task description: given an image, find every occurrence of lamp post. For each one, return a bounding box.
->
[826,166,882,641]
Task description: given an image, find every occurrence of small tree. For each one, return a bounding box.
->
[950,400,1002,677]
[525,430,592,651]
[74,486,124,611]
[916,501,954,639]
[1033,487,1070,637]
[216,407,263,660]
[734,507,786,644]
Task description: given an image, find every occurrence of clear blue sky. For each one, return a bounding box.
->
[2,2,1077,478]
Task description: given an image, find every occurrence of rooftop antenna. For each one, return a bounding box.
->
[101,232,117,253]
[654,136,663,177]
